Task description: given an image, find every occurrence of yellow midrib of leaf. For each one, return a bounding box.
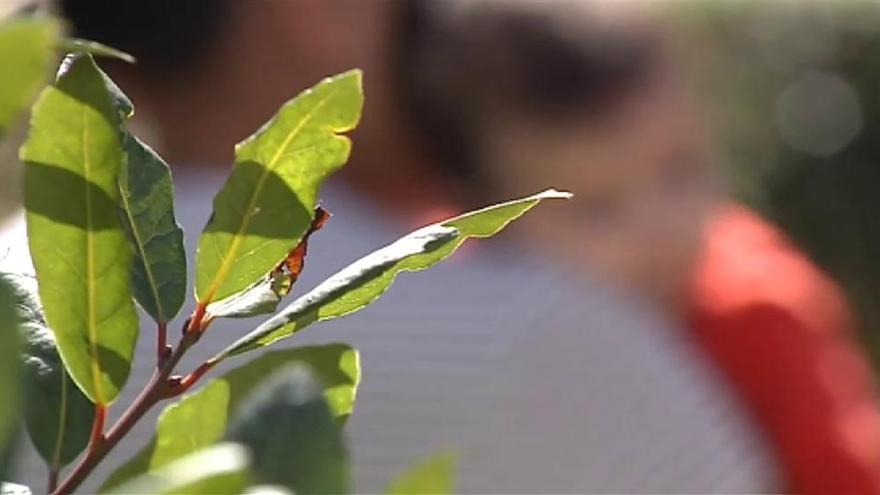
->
[119,165,165,321]
[50,365,69,469]
[82,105,105,404]
[200,88,338,304]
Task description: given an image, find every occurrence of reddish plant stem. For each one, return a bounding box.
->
[51,315,210,495]
[157,321,168,366]
[89,405,107,447]
[47,465,59,493]
[176,361,216,395]
[188,303,208,333]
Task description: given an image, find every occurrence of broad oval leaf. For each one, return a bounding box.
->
[21,54,138,405]
[0,18,58,136]
[100,344,359,492]
[118,134,186,323]
[213,189,571,361]
[387,453,457,495]
[105,443,249,495]
[226,365,349,494]
[0,272,93,469]
[195,70,363,304]
[0,278,21,456]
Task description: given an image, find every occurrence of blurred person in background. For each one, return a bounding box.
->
[1,0,798,492]
[397,0,880,493]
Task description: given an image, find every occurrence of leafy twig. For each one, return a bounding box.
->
[51,315,210,495]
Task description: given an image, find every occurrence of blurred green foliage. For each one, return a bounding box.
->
[673,1,880,366]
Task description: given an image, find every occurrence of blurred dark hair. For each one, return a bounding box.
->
[58,0,658,185]
[57,0,231,72]
[393,0,661,184]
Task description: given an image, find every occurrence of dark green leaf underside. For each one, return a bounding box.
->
[118,134,186,323]
[1,272,93,468]
[226,365,349,494]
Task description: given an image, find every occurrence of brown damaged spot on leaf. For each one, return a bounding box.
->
[271,206,331,296]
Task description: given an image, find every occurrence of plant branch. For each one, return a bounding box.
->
[47,465,59,493]
[188,303,208,333]
[88,405,107,448]
[175,361,216,396]
[51,315,208,495]
[156,321,168,367]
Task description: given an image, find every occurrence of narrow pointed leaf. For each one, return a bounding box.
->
[387,453,457,495]
[21,55,138,405]
[214,189,571,361]
[195,70,363,304]
[1,272,93,469]
[226,365,349,494]
[59,38,135,63]
[105,443,249,495]
[100,344,359,492]
[118,134,186,323]
[0,18,59,136]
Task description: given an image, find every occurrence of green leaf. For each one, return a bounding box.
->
[0,278,21,456]
[0,272,94,469]
[195,70,363,304]
[213,189,571,360]
[118,134,186,323]
[226,365,349,494]
[100,344,359,492]
[105,443,249,495]
[204,273,285,320]
[387,453,457,495]
[0,18,59,136]
[59,38,135,63]
[21,54,138,405]
[205,206,330,320]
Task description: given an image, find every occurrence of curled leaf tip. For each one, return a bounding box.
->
[539,188,574,199]
[59,38,136,63]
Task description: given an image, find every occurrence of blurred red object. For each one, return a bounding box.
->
[688,205,880,494]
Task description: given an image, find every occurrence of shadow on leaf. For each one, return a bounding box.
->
[201,160,313,239]
[24,162,119,230]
